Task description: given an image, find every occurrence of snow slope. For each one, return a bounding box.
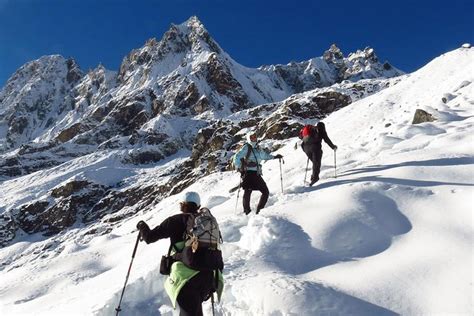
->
[0,48,472,315]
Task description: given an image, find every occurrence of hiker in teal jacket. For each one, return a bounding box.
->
[137,192,224,316]
[233,132,282,215]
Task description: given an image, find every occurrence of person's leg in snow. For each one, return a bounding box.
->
[241,171,269,214]
[177,271,214,316]
[254,174,269,214]
[310,149,322,186]
[242,189,252,215]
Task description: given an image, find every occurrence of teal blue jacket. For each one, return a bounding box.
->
[233,143,275,174]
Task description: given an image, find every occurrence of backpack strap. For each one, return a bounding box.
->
[183,213,196,239]
[240,143,253,172]
[167,243,179,256]
[244,143,262,174]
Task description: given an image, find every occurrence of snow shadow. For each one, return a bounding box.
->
[239,216,338,275]
[359,191,412,236]
[219,215,249,243]
[313,175,474,191]
[322,191,411,259]
[339,156,474,177]
[295,281,398,316]
[222,276,397,315]
[95,268,175,316]
[205,195,230,209]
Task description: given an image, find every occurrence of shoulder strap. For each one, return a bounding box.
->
[248,144,261,174]
[181,213,195,240]
[167,243,178,256]
[245,143,252,161]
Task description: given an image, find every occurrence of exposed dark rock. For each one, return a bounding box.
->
[312,91,352,114]
[84,184,158,223]
[203,53,251,111]
[323,44,344,62]
[0,214,17,247]
[15,181,108,236]
[126,150,164,164]
[173,82,202,115]
[56,123,85,142]
[412,109,436,124]
[8,116,28,135]
[16,201,51,234]
[284,101,321,118]
[66,58,83,84]
[51,180,91,198]
[261,119,303,140]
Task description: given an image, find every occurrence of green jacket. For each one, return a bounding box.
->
[165,241,224,308]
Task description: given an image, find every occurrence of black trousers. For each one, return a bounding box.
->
[302,143,323,182]
[177,271,214,316]
[241,171,269,213]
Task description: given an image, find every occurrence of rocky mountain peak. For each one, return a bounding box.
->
[1,55,83,99]
[0,55,85,151]
[348,46,378,63]
[117,16,221,84]
[323,44,344,63]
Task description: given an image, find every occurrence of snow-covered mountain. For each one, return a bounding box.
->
[0,16,404,246]
[0,16,401,154]
[1,16,472,316]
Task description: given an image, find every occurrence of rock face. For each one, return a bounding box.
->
[0,56,83,151]
[13,180,109,237]
[412,109,437,124]
[0,16,404,247]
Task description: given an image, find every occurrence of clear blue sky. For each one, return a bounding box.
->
[0,0,473,86]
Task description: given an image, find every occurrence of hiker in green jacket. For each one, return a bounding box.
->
[137,192,224,316]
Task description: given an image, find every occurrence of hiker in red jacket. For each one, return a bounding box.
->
[299,122,337,186]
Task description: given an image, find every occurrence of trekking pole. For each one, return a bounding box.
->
[304,158,309,185]
[279,158,284,193]
[234,176,242,213]
[210,270,219,316]
[334,149,337,178]
[211,293,216,316]
[115,232,140,316]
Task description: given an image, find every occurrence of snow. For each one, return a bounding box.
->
[0,48,473,315]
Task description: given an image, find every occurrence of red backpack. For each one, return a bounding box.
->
[299,124,315,139]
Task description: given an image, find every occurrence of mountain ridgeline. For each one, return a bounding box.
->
[0,16,403,247]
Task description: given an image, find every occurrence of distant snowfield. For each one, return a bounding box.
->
[0,48,473,315]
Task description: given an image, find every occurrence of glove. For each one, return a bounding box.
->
[136,221,149,241]
[136,220,149,231]
[333,145,338,151]
[274,154,283,159]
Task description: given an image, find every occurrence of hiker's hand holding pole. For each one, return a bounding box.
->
[136,221,149,242]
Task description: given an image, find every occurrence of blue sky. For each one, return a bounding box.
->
[0,0,473,86]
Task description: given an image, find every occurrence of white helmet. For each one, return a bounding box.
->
[246,131,258,144]
[182,191,201,206]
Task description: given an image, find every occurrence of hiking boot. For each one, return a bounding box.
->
[256,208,262,215]
[244,209,251,215]
[309,177,319,186]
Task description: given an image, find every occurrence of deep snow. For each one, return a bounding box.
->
[0,48,473,315]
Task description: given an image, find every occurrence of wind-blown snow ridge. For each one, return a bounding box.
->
[0,45,472,316]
